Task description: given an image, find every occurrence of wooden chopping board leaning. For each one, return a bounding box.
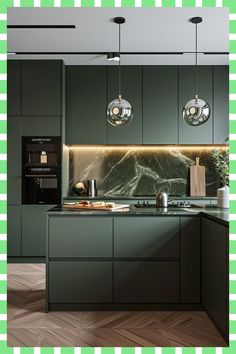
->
[190,157,206,197]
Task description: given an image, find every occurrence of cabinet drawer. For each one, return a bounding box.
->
[49,261,113,303]
[49,217,112,258]
[114,261,179,303]
[114,217,179,258]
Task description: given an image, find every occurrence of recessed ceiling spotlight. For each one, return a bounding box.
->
[107,52,120,61]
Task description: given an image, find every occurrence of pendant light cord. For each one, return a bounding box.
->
[195,22,198,97]
[118,23,121,99]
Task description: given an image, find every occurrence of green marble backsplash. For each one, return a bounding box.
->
[69,147,220,197]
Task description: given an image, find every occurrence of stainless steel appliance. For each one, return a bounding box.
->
[22,137,61,204]
[156,192,168,208]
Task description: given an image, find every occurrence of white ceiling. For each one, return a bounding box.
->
[7,7,229,65]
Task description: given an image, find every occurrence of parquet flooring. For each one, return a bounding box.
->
[7,264,227,347]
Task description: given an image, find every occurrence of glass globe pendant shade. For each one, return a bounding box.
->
[183,95,210,126]
[107,95,133,127]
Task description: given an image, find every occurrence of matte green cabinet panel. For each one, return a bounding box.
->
[22,205,55,257]
[7,117,21,205]
[180,217,200,303]
[49,217,112,258]
[114,261,179,303]
[7,206,21,256]
[107,66,142,144]
[214,66,229,143]
[7,61,21,116]
[143,66,178,144]
[22,60,62,116]
[114,217,179,258]
[179,66,213,144]
[21,116,61,136]
[66,66,107,144]
[201,217,229,341]
[49,261,113,303]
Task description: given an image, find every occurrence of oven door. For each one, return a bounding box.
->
[23,175,60,204]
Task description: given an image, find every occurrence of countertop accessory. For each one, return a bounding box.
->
[190,157,206,197]
[87,179,97,198]
[211,144,229,208]
[63,201,129,211]
[183,17,210,126]
[156,192,168,208]
[72,182,87,196]
[107,17,133,127]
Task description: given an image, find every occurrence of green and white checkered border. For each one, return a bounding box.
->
[0,0,235,353]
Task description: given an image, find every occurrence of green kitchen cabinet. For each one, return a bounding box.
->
[22,205,55,257]
[201,217,229,341]
[114,261,179,303]
[49,261,113,303]
[7,205,21,256]
[7,116,21,205]
[114,217,180,259]
[179,66,213,144]
[7,61,21,116]
[180,217,200,303]
[22,60,62,116]
[213,66,229,143]
[49,217,112,258]
[66,66,107,144]
[107,66,142,144]
[21,116,61,136]
[143,66,178,144]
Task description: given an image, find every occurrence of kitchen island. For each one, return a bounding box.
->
[46,205,229,342]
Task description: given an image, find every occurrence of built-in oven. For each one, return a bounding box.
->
[22,137,61,204]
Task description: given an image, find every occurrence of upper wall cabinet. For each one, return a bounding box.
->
[107,66,142,144]
[179,66,213,144]
[214,66,229,144]
[7,61,21,116]
[22,60,62,116]
[66,66,107,144]
[143,66,178,144]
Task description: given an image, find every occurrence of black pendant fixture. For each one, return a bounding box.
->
[183,17,210,126]
[107,17,133,127]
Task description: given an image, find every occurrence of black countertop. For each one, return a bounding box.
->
[48,205,228,226]
[65,195,217,200]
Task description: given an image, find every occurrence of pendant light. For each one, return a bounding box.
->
[183,17,210,126]
[107,17,133,127]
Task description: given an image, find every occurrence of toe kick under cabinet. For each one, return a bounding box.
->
[47,215,200,310]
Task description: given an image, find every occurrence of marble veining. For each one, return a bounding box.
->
[69,148,219,197]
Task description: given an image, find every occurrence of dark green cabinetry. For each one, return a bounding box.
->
[214,66,229,143]
[7,206,21,256]
[114,217,179,258]
[22,205,55,257]
[22,60,62,116]
[21,116,61,136]
[143,66,178,144]
[7,61,21,116]
[201,217,229,341]
[180,217,200,303]
[49,217,112,258]
[66,66,107,144]
[107,66,142,144]
[114,261,179,303]
[179,66,213,144]
[49,261,113,303]
[7,117,21,205]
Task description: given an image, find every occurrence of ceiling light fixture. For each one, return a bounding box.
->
[107,17,133,127]
[183,17,210,127]
[107,52,120,61]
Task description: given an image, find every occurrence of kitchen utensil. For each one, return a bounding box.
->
[156,192,168,207]
[190,157,206,196]
[87,179,97,197]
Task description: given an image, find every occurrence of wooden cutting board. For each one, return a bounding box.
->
[63,203,130,211]
[190,157,206,197]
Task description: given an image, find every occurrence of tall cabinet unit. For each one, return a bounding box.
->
[7,60,64,260]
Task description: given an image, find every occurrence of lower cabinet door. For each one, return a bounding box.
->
[8,205,21,256]
[49,261,113,303]
[22,205,55,257]
[114,261,179,303]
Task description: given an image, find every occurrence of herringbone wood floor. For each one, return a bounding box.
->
[7,264,227,347]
